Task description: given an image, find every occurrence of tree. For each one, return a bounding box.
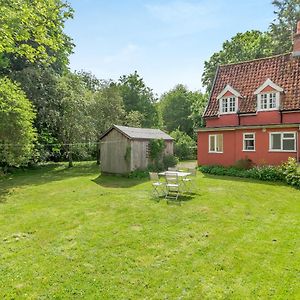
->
[124,111,143,127]
[118,71,158,127]
[0,78,36,169]
[0,0,73,72]
[270,0,300,54]
[159,85,194,136]
[202,31,275,92]
[57,73,94,167]
[189,92,208,131]
[170,129,196,160]
[90,84,125,164]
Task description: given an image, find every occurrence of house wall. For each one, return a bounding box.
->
[198,127,300,166]
[206,111,300,128]
[100,129,131,174]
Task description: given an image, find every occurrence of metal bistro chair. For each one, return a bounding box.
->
[165,172,181,204]
[149,172,165,199]
[182,168,197,193]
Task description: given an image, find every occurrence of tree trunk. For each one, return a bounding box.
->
[96,141,100,165]
[68,150,73,168]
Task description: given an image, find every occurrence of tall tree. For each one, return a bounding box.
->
[90,84,125,164]
[202,31,275,92]
[57,73,93,167]
[0,78,36,169]
[189,92,208,130]
[0,0,73,73]
[270,0,300,54]
[118,71,158,127]
[159,85,194,136]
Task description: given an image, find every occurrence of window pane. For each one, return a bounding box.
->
[222,99,227,113]
[244,134,254,139]
[245,140,255,150]
[269,93,276,108]
[271,134,281,150]
[283,133,295,139]
[209,135,215,152]
[283,139,295,151]
[216,134,223,152]
[229,97,235,112]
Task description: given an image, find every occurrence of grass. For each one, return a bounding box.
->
[0,162,299,299]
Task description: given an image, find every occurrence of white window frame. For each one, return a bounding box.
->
[209,134,223,153]
[269,132,297,152]
[219,97,237,114]
[257,92,280,111]
[243,133,256,152]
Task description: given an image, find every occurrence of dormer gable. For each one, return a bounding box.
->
[254,79,283,111]
[217,84,241,100]
[254,78,283,95]
[217,85,240,115]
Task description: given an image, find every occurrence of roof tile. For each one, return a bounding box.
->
[204,53,300,117]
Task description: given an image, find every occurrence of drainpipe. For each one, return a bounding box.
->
[279,109,283,124]
[237,111,241,126]
[297,130,299,163]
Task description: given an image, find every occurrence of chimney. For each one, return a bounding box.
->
[293,21,300,56]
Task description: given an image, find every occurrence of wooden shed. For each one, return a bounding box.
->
[99,125,174,174]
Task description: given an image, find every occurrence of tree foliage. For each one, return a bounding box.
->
[202,31,275,92]
[159,84,206,136]
[0,78,36,167]
[118,71,158,127]
[270,0,300,53]
[0,0,73,70]
[170,129,196,160]
[57,73,94,167]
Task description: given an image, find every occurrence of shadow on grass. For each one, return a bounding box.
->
[0,162,100,203]
[92,174,148,188]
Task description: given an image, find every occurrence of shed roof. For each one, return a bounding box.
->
[100,125,174,141]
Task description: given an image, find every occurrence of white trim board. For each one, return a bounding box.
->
[217,84,241,100]
[254,78,283,95]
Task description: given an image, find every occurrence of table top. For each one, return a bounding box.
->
[158,171,191,177]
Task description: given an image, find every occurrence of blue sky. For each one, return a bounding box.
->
[65,0,275,95]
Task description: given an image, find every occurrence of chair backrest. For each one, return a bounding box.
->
[188,168,196,176]
[149,172,159,181]
[165,172,179,185]
[168,167,178,171]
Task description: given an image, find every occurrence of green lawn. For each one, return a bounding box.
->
[0,162,299,299]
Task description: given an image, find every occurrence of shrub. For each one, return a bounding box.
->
[281,158,300,188]
[198,157,300,189]
[163,154,179,170]
[127,169,149,179]
[234,157,253,170]
[170,129,196,160]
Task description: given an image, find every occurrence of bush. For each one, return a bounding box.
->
[198,157,300,189]
[234,157,253,170]
[170,129,196,160]
[163,154,179,169]
[281,158,300,188]
[127,169,149,179]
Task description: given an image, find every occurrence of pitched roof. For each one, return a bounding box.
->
[100,125,174,140]
[204,53,300,117]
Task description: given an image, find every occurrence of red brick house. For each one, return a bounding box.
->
[197,23,300,166]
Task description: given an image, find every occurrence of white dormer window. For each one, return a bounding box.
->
[220,97,237,114]
[217,84,241,115]
[258,92,279,110]
[254,79,283,111]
